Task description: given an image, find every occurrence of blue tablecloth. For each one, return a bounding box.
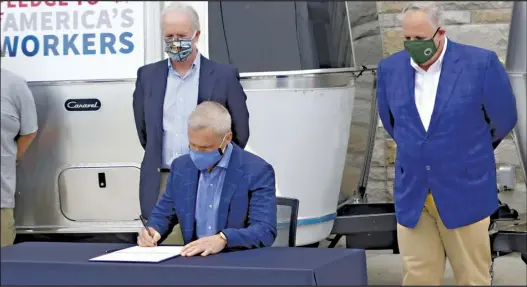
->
[1,242,367,285]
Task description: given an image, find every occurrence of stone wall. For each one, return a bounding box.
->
[378,1,513,59]
[347,2,383,66]
[366,1,526,214]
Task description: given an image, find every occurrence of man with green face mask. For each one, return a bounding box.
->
[376,2,518,286]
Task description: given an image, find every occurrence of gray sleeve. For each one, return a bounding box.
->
[14,79,38,135]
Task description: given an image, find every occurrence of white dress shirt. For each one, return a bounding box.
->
[410,37,448,131]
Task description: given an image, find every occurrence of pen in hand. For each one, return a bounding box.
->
[139,214,157,246]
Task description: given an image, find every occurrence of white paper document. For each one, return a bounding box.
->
[90,246,184,263]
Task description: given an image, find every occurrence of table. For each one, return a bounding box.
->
[1,242,367,285]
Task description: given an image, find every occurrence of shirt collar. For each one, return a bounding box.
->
[167,51,201,76]
[410,37,448,72]
[216,142,233,170]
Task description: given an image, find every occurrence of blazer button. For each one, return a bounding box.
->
[426,165,431,171]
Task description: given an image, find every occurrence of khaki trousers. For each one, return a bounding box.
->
[397,193,492,285]
[158,173,185,245]
[1,208,16,248]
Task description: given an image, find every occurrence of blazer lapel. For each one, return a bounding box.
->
[427,41,462,134]
[217,146,243,229]
[197,55,215,104]
[180,164,199,244]
[151,61,169,141]
[403,59,427,136]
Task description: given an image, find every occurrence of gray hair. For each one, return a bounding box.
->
[402,2,444,28]
[188,101,232,136]
[162,2,201,32]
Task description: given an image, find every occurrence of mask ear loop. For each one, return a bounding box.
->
[431,27,442,50]
[218,134,227,156]
[431,27,441,38]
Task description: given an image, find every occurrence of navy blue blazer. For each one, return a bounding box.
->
[147,144,277,249]
[377,41,517,229]
[132,56,250,218]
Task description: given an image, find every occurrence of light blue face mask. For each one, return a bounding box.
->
[164,32,196,62]
[189,135,227,171]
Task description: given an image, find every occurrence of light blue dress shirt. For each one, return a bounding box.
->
[162,54,201,168]
[195,143,234,238]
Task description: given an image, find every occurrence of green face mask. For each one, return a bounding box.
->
[404,28,440,65]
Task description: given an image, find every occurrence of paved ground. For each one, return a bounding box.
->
[365,250,527,285]
[320,235,527,285]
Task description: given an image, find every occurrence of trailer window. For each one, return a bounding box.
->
[208,1,353,73]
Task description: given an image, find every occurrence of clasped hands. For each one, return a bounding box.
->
[137,227,227,257]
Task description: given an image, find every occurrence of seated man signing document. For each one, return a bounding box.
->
[137,101,277,256]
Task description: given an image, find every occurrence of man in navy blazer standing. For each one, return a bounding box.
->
[137,101,277,256]
[132,2,250,241]
[376,2,517,286]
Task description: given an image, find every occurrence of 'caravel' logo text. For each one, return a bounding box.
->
[64,99,101,111]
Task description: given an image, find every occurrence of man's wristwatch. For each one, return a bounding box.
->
[218,231,227,243]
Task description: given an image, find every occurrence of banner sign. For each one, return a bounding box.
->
[0,1,145,81]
